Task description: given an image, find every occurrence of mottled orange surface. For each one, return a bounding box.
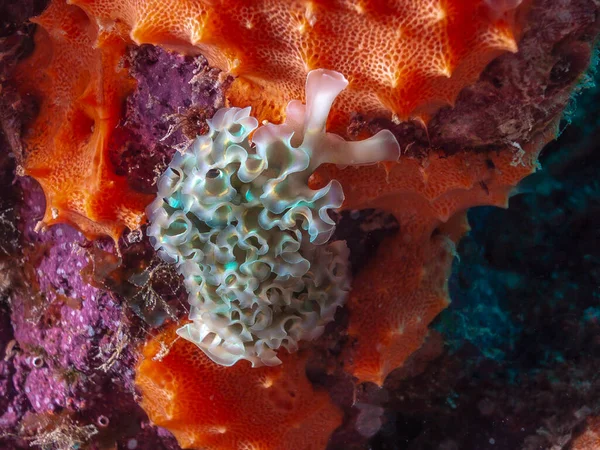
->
[136,323,343,450]
[572,416,600,450]
[15,0,528,238]
[71,0,524,129]
[313,122,559,385]
[16,1,152,241]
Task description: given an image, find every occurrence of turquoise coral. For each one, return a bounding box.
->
[147,69,400,367]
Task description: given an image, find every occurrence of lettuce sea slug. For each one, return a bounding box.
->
[146,69,400,366]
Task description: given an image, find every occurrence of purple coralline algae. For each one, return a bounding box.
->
[110,44,228,195]
[0,176,181,449]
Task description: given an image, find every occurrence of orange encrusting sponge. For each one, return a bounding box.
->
[136,323,343,450]
[572,416,600,450]
[16,1,153,241]
[15,0,526,240]
[312,120,560,385]
[71,0,523,129]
